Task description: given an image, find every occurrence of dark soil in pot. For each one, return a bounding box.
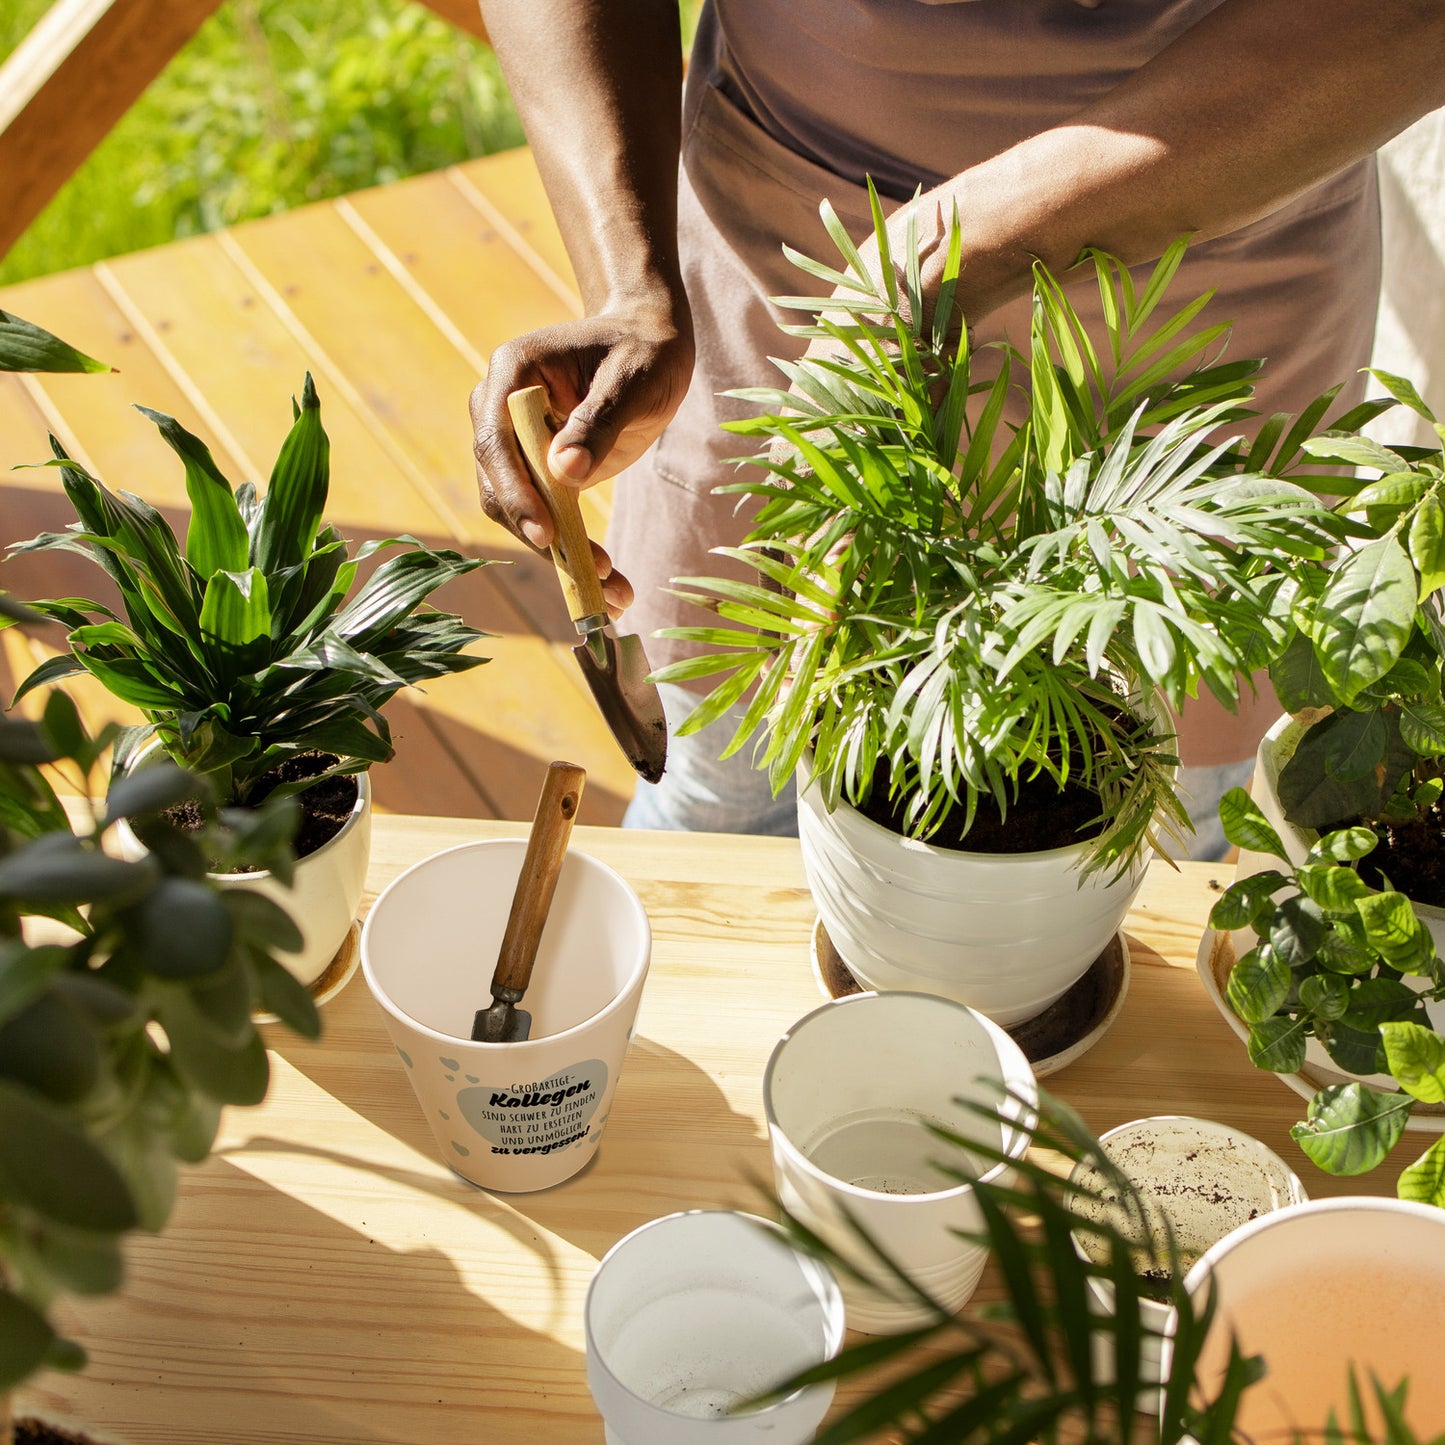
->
[1357,797,1445,909]
[160,751,360,868]
[857,762,1105,853]
[16,1420,104,1445]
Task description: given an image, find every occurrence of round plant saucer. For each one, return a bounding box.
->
[809,917,1130,1077]
[1196,927,1445,1133]
[255,920,362,1024]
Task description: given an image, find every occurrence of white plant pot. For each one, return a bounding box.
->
[1239,714,1445,1082]
[796,767,1149,1028]
[116,752,371,991]
[1175,1197,1445,1433]
[1068,1116,1306,1404]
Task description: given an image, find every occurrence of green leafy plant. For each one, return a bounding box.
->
[1209,788,1445,1204]
[1268,371,1445,847]
[657,192,1366,876]
[5,375,490,814]
[0,674,316,1433]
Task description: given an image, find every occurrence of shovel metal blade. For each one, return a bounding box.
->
[472,998,532,1043]
[572,630,668,784]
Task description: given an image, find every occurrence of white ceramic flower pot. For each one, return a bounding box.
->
[116,753,371,991]
[1068,1116,1306,1403]
[796,769,1149,1028]
[1239,714,1445,1081]
[1176,1197,1445,1433]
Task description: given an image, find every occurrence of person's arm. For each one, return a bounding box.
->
[907,0,1445,326]
[470,0,691,604]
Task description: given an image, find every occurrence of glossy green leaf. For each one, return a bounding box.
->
[1226,946,1291,1024]
[1299,974,1351,1023]
[1322,707,1386,783]
[1269,630,1337,713]
[138,406,249,580]
[0,310,109,375]
[1246,1015,1307,1074]
[1217,787,1287,858]
[1396,1133,1445,1207]
[1208,870,1289,931]
[1409,491,1445,598]
[254,374,329,572]
[1268,895,1327,968]
[1379,1021,1445,1104]
[199,567,272,650]
[1291,1083,1412,1176]
[1355,891,1435,974]
[1313,539,1416,704]
[1305,827,1379,866]
[1399,700,1445,756]
[0,1081,138,1230]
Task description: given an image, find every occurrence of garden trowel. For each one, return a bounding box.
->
[507,386,668,784]
[471,760,586,1043]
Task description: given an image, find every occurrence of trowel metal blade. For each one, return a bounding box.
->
[472,999,532,1043]
[572,630,668,784]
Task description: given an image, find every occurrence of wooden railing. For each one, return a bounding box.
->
[0,0,491,261]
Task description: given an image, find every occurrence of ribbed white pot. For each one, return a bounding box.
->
[116,752,372,990]
[796,767,1149,1029]
[1239,714,1445,1082]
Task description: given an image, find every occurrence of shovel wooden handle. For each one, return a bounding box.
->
[508,385,608,627]
[491,760,587,998]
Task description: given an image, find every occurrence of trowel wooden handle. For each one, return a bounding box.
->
[507,386,608,626]
[491,761,587,998]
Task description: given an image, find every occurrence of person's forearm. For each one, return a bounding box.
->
[935,0,1445,321]
[479,0,687,325]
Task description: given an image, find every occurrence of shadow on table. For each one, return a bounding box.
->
[266,1011,774,1264]
[25,1152,588,1445]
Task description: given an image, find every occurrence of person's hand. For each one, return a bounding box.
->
[470,308,694,617]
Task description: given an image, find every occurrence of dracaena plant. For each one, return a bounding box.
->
[0,667,315,1434]
[1268,372,1445,845]
[1209,788,1445,1207]
[656,192,1369,877]
[4,375,490,809]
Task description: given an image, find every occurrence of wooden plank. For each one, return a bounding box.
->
[450,148,581,312]
[0,267,252,501]
[339,172,578,364]
[0,0,225,261]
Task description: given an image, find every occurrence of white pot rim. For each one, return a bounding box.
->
[117,741,371,883]
[360,838,652,1056]
[1181,1194,1445,1302]
[584,1209,846,1422]
[762,991,1039,1202]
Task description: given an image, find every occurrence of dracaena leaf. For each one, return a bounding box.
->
[254,374,329,573]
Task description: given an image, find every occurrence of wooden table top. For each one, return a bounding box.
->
[17,817,1399,1445]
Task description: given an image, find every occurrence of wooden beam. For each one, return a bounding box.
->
[413,0,490,47]
[0,0,225,262]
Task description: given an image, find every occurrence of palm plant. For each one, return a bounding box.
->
[4,375,490,814]
[767,1089,1425,1445]
[658,193,1378,875]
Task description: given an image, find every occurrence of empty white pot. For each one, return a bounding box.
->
[1179,1196,1445,1434]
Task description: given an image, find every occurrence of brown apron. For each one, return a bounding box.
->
[606,0,1382,732]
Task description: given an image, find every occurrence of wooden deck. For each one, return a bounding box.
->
[0,146,640,826]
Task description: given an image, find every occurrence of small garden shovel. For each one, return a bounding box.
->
[471,760,586,1043]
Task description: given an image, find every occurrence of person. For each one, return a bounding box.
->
[470,0,1445,857]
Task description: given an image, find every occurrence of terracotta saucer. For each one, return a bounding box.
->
[255,920,361,1024]
[810,917,1130,1077]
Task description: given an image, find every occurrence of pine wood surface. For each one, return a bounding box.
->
[0,146,637,827]
[15,823,1400,1444]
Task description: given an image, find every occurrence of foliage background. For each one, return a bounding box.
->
[0,0,528,288]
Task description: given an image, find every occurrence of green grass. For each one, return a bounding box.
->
[0,0,525,287]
